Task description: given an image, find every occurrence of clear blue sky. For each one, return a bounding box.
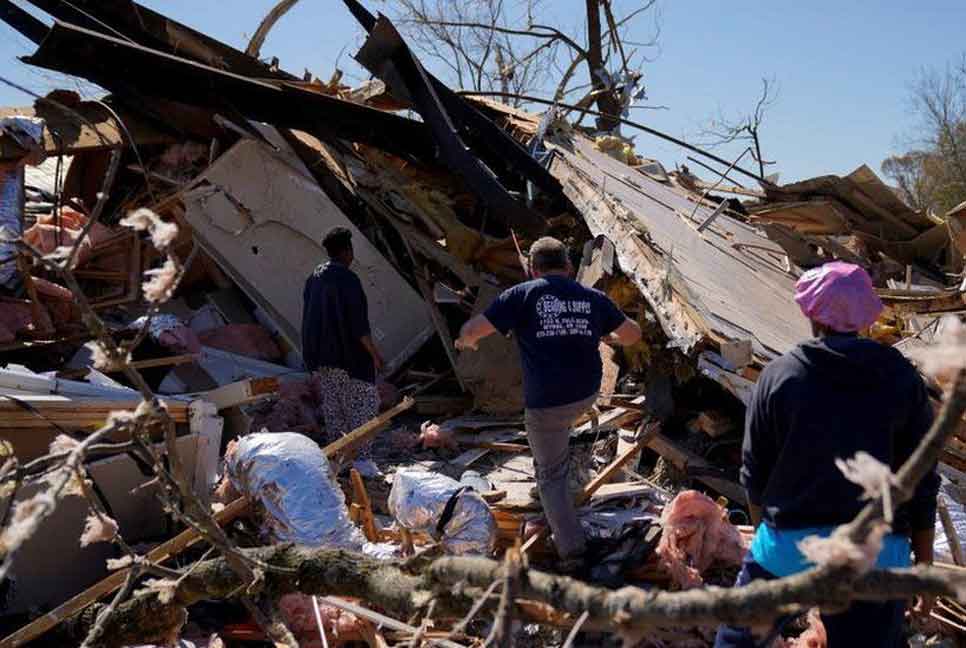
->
[1,0,964,183]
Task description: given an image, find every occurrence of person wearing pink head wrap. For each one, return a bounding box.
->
[715,261,939,648]
[794,261,884,335]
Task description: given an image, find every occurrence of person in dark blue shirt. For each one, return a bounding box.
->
[302,227,385,476]
[455,236,641,566]
[715,262,939,648]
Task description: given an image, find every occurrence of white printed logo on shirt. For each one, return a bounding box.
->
[534,295,593,339]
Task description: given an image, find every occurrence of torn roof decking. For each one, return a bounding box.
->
[16,21,435,162]
[19,0,295,80]
[0,102,173,160]
[548,134,811,363]
[758,165,938,241]
[343,2,560,230]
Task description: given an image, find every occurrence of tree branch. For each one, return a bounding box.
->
[71,546,966,647]
[245,0,301,59]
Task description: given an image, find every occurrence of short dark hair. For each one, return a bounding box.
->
[322,227,352,257]
[529,237,569,273]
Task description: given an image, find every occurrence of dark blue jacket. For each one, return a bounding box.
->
[742,333,939,535]
[301,261,375,383]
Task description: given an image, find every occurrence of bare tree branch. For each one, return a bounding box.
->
[699,76,780,178]
[246,0,302,59]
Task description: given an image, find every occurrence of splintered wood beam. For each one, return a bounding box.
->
[415,271,467,393]
[572,396,645,435]
[350,468,379,542]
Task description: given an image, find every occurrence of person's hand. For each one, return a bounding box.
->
[372,351,385,373]
[454,336,478,352]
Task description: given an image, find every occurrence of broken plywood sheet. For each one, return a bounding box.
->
[746,199,855,235]
[548,134,811,362]
[182,139,434,373]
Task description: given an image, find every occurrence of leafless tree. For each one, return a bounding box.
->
[885,54,966,215]
[700,76,779,179]
[382,0,661,132]
[881,150,936,213]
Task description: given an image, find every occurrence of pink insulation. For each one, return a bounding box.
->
[656,490,748,588]
[23,211,115,268]
[277,590,369,647]
[250,374,323,437]
[776,609,827,648]
[418,421,457,450]
[198,323,282,361]
[157,325,202,354]
[0,300,51,342]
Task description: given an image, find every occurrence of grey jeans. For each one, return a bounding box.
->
[525,392,598,560]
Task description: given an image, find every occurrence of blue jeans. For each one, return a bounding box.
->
[713,557,907,647]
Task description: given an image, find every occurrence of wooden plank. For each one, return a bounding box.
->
[197,377,280,410]
[572,396,645,436]
[449,430,525,468]
[415,271,467,392]
[350,468,379,542]
[0,398,189,428]
[462,441,529,453]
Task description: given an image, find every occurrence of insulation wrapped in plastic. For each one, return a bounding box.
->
[935,475,966,564]
[0,165,24,288]
[225,432,395,558]
[0,117,43,286]
[388,471,496,555]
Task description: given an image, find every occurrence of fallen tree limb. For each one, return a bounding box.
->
[60,371,966,646]
[69,546,966,647]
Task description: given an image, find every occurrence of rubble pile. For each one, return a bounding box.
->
[0,1,963,647]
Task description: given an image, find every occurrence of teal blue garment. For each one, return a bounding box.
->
[750,523,912,578]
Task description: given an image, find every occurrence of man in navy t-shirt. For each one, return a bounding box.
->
[455,236,641,566]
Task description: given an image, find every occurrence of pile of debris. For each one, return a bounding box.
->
[0,1,964,647]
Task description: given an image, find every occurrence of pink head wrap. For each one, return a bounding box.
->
[794,261,883,332]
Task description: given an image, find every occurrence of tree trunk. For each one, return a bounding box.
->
[584,0,622,133]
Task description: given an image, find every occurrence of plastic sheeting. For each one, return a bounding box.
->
[0,165,24,288]
[388,471,496,555]
[935,475,966,564]
[128,314,202,354]
[225,432,393,557]
[1,117,44,288]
